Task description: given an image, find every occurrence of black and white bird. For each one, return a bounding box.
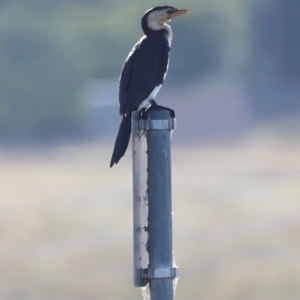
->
[110,6,189,167]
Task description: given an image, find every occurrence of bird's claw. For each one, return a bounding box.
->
[139,107,148,119]
[139,101,175,119]
[149,104,176,118]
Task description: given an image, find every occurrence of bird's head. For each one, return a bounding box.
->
[142,6,189,34]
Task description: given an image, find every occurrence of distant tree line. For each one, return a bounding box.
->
[0,0,299,139]
[249,0,300,118]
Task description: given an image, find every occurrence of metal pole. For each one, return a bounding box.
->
[132,108,177,300]
[147,109,175,300]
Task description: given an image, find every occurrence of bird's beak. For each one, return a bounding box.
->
[167,8,190,20]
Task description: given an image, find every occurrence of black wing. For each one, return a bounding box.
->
[119,32,170,116]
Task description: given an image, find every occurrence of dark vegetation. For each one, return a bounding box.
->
[0,0,299,139]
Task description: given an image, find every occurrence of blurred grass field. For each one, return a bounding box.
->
[0,122,300,300]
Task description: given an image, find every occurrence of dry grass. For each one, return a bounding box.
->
[0,125,299,300]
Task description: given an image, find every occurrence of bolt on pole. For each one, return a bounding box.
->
[132,108,178,300]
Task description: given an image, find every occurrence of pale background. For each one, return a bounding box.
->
[0,0,300,299]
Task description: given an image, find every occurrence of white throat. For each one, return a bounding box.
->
[162,23,173,46]
[147,21,172,46]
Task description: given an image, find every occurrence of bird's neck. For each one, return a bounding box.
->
[145,23,173,46]
[162,23,173,46]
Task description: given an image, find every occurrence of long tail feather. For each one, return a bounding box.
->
[110,116,132,167]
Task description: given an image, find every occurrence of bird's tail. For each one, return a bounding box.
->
[110,116,132,167]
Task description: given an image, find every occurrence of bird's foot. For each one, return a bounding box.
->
[139,107,148,119]
[139,100,176,119]
[156,105,175,118]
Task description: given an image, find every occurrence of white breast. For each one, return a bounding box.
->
[138,84,163,110]
[137,23,171,111]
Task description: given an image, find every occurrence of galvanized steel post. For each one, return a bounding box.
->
[132,108,178,300]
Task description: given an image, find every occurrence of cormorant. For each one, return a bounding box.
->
[110,6,189,167]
